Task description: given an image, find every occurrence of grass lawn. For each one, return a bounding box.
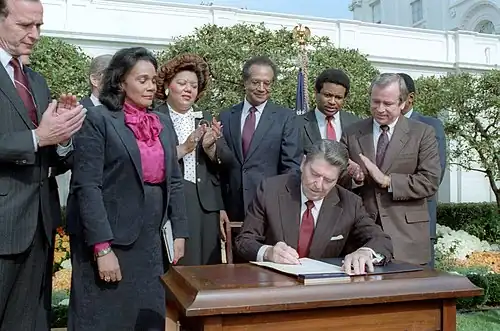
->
[458,309,500,330]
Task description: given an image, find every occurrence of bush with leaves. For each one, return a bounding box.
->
[30,36,91,99]
[415,71,500,210]
[156,23,378,116]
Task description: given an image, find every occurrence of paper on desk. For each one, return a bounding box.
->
[251,258,344,276]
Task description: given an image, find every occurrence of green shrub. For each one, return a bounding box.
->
[437,203,500,243]
[30,36,90,99]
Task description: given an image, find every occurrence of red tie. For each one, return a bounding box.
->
[297,200,315,258]
[242,107,256,158]
[10,58,37,125]
[326,116,336,141]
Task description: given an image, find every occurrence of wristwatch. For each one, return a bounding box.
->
[95,246,112,259]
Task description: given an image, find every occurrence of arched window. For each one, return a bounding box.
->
[475,20,496,34]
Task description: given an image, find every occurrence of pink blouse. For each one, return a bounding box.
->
[123,102,166,184]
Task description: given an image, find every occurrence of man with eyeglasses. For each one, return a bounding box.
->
[214,56,302,246]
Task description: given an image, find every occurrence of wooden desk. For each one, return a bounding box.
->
[162,264,482,331]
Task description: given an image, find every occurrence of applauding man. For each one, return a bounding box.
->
[341,73,440,265]
[0,0,86,329]
[235,139,393,275]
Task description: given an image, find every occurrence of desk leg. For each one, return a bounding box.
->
[442,299,457,331]
[166,301,180,331]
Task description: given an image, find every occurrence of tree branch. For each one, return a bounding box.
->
[449,162,487,174]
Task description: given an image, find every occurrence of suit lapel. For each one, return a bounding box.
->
[25,69,43,122]
[304,110,322,145]
[279,175,301,249]
[158,114,173,182]
[228,103,243,164]
[356,119,376,163]
[109,110,144,185]
[0,65,35,129]
[308,188,343,259]
[245,103,275,161]
[380,116,410,173]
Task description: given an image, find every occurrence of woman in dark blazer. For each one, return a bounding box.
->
[155,53,226,265]
[66,47,188,331]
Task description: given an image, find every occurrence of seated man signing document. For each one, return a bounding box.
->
[235,139,393,275]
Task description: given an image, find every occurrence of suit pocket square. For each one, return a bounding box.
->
[330,235,344,241]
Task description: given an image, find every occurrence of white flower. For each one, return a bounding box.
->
[435,224,494,260]
[60,259,72,270]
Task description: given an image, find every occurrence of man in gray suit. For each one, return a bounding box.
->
[0,0,86,329]
[398,73,447,267]
[215,56,302,229]
[301,68,359,154]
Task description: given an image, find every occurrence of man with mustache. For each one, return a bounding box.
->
[215,56,302,245]
[341,73,440,265]
[301,68,359,153]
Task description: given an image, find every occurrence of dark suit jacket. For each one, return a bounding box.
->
[216,101,302,222]
[66,106,188,246]
[341,116,440,264]
[410,110,446,240]
[0,63,69,254]
[79,96,94,109]
[235,174,393,262]
[155,104,224,212]
[301,109,359,154]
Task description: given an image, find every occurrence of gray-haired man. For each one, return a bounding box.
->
[79,54,113,108]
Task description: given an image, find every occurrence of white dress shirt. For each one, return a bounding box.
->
[404,108,413,118]
[0,48,72,155]
[168,104,197,184]
[240,98,267,132]
[90,93,101,106]
[314,108,342,141]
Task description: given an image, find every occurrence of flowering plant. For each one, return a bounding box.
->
[53,227,71,273]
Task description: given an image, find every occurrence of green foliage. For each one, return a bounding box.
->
[156,23,378,116]
[30,36,91,99]
[437,203,500,243]
[416,72,500,209]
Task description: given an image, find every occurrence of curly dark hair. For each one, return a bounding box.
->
[99,47,157,111]
[155,53,210,102]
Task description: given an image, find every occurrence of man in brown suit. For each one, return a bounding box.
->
[235,139,393,275]
[341,73,440,265]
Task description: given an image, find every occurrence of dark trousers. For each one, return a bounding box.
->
[0,223,50,331]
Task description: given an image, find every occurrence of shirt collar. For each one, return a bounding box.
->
[314,107,340,123]
[168,103,194,118]
[404,108,414,118]
[0,48,20,70]
[90,94,101,106]
[243,98,267,113]
[373,116,399,134]
[300,185,324,210]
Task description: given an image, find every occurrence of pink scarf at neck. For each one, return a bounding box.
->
[123,102,163,146]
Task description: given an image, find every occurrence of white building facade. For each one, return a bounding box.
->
[350,0,500,34]
[42,0,500,205]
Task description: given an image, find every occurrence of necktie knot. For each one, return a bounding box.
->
[325,115,334,122]
[380,124,389,132]
[9,58,21,70]
[249,106,257,114]
[305,200,315,210]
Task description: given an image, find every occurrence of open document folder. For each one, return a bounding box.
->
[251,258,351,284]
